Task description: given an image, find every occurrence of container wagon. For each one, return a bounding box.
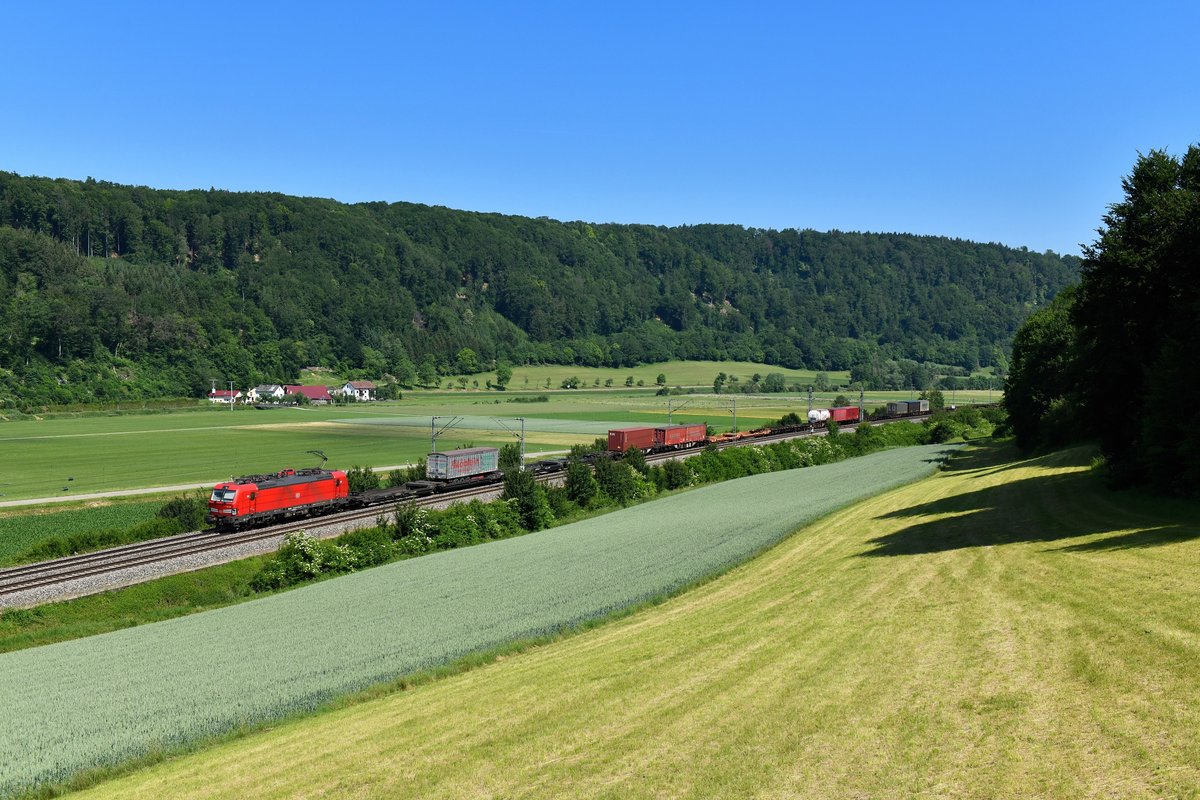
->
[427,447,500,480]
[654,424,708,449]
[828,406,862,424]
[207,468,349,529]
[608,427,657,453]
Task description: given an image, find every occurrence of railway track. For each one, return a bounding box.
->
[0,483,503,603]
[0,414,930,606]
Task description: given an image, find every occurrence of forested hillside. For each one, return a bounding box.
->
[0,171,1078,406]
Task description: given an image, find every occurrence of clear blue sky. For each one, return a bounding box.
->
[2,1,1197,256]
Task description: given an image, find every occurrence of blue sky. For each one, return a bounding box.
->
[2,1,1197,255]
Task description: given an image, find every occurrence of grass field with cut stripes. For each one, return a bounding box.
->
[69,441,1200,799]
[0,445,957,796]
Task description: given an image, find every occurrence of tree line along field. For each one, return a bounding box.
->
[456,360,848,389]
[64,441,1200,800]
[0,445,960,796]
[0,383,999,503]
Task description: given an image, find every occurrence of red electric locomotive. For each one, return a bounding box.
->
[207,467,349,530]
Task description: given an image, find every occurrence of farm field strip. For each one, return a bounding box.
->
[0,501,163,564]
[0,445,958,796]
[71,442,1200,800]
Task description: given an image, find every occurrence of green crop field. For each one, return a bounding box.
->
[63,441,1200,800]
[0,445,957,796]
[0,500,165,565]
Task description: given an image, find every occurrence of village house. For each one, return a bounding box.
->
[341,380,377,401]
[283,385,334,405]
[247,384,286,403]
[207,389,242,405]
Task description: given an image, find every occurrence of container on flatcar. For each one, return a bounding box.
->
[427,447,500,480]
[912,399,930,413]
[829,406,862,424]
[608,427,656,453]
[207,468,349,527]
[654,423,707,448]
[808,408,831,423]
[886,401,907,416]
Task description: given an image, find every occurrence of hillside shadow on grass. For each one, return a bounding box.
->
[936,438,1064,479]
[858,444,1200,557]
[1052,526,1200,552]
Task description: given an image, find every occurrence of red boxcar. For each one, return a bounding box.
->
[655,423,708,448]
[828,406,862,424]
[207,468,349,529]
[608,427,656,453]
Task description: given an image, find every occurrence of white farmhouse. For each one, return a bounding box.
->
[341,380,377,401]
[248,384,286,402]
[207,389,243,405]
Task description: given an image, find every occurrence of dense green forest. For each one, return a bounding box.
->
[1005,146,1199,495]
[0,171,1078,406]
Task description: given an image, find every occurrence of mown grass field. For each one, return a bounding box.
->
[70,441,1200,800]
[0,405,600,502]
[0,445,957,795]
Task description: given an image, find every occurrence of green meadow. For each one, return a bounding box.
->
[0,500,164,565]
[0,445,956,795]
[69,441,1200,800]
[0,372,996,503]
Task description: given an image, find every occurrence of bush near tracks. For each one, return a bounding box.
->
[0,444,959,797]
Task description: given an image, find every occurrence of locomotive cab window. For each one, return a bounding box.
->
[210,489,236,503]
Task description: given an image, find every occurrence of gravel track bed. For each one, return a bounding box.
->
[0,486,516,609]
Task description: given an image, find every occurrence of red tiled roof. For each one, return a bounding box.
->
[286,385,332,400]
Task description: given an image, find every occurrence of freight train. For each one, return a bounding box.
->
[206,446,502,530]
[207,402,935,531]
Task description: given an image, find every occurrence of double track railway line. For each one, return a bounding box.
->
[0,414,930,607]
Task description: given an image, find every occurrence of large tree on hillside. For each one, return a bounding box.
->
[1072,146,1200,491]
[1003,287,1080,450]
